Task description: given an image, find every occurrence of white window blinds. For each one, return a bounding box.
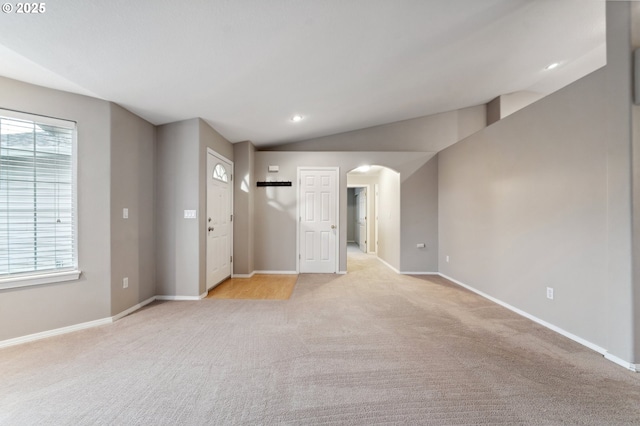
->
[0,110,77,279]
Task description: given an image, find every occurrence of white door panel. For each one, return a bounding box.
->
[299,168,338,273]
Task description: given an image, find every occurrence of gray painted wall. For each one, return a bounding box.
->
[254,151,434,273]
[110,104,156,315]
[438,57,635,362]
[233,141,255,275]
[155,119,201,297]
[632,1,640,362]
[603,0,635,364]
[156,118,234,297]
[265,106,486,152]
[401,156,438,273]
[0,77,112,341]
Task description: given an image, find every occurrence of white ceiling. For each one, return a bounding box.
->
[0,0,606,147]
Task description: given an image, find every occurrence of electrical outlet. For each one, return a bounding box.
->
[123,277,129,289]
[446,255,450,263]
[123,208,128,219]
[417,243,425,248]
[546,287,554,300]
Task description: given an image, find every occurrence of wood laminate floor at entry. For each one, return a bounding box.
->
[206,274,298,300]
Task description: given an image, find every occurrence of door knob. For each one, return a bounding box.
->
[331,225,336,229]
[208,227,214,232]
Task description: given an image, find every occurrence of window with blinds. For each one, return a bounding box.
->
[0,109,78,285]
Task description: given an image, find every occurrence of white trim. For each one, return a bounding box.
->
[439,272,639,373]
[0,317,112,349]
[297,167,340,274]
[374,183,379,256]
[604,353,639,372]
[156,295,203,301]
[0,108,76,129]
[337,270,347,275]
[253,270,298,275]
[439,273,606,354]
[111,296,156,321]
[0,269,81,290]
[401,271,439,275]
[376,256,400,274]
[205,148,232,166]
[231,272,256,278]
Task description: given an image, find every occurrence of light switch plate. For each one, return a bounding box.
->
[123,208,128,219]
[184,210,197,219]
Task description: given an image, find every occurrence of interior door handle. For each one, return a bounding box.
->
[331,225,336,229]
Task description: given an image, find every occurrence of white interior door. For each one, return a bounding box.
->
[207,152,232,289]
[358,189,367,253]
[299,168,338,273]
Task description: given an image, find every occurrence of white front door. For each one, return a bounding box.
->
[299,168,338,273]
[207,152,232,289]
[358,189,367,253]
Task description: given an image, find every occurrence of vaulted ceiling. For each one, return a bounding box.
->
[0,0,606,147]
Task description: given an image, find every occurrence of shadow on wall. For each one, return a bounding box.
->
[254,184,298,272]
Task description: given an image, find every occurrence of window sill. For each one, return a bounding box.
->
[0,270,82,290]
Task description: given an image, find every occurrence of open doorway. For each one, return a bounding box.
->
[347,185,369,254]
[346,165,400,272]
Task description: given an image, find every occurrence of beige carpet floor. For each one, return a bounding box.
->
[1,250,640,425]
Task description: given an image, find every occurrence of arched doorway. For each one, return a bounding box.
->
[346,165,400,272]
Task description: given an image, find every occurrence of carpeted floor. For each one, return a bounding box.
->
[1,250,640,425]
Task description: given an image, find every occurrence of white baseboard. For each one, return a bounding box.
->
[0,290,211,350]
[604,353,639,372]
[337,270,347,275]
[401,271,439,275]
[112,296,156,321]
[0,317,113,349]
[156,295,203,301]
[376,257,400,274]
[254,270,298,275]
[437,273,640,372]
[232,272,256,278]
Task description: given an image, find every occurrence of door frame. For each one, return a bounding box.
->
[347,184,371,254]
[374,183,379,255]
[206,148,234,289]
[297,166,340,274]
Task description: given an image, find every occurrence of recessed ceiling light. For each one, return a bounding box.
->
[291,114,303,122]
[545,62,560,70]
